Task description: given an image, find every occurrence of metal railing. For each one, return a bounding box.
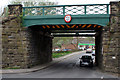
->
[23,4,109,16]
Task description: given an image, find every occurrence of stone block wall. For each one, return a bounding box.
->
[102,1,120,76]
[2,17,28,68]
[2,4,52,69]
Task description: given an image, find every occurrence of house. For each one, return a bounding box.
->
[61,43,77,50]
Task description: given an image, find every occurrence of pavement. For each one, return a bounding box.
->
[1,51,85,74]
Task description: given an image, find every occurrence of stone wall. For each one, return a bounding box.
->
[2,4,52,69]
[2,17,28,68]
[25,27,52,68]
[102,1,120,76]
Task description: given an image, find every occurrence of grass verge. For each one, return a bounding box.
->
[52,51,72,58]
[4,67,20,69]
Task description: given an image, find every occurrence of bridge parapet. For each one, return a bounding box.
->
[23,4,109,16]
[8,4,22,17]
[23,4,110,27]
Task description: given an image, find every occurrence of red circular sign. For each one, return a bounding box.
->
[64,14,72,23]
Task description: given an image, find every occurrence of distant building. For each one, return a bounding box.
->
[61,43,77,50]
[52,46,61,51]
[78,43,95,50]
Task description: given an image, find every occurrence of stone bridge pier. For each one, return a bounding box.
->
[1,1,120,76]
[102,1,120,76]
[2,4,52,68]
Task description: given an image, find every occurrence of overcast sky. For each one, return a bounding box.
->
[50,0,119,5]
[0,0,119,13]
[0,0,119,7]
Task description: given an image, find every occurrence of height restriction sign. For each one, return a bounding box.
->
[64,14,72,23]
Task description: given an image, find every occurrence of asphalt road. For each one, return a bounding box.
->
[2,51,118,79]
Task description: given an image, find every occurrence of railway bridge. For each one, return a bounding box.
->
[1,1,120,76]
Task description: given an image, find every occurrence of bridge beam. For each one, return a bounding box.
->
[52,34,95,37]
[23,15,109,27]
[50,30,95,33]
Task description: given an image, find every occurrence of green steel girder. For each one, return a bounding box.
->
[23,14,109,27]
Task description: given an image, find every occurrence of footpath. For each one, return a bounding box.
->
[1,51,85,74]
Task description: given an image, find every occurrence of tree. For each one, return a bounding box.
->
[0,0,57,17]
[10,0,58,16]
[53,37,73,48]
[10,0,58,7]
[84,37,95,43]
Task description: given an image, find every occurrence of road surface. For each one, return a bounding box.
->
[2,51,118,79]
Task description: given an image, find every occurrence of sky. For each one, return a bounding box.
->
[0,0,119,14]
[0,0,119,7]
[50,0,119,5]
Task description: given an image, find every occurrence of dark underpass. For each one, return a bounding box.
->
[27,24,103,69]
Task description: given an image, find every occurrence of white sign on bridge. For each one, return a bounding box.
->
[64,14,72,23]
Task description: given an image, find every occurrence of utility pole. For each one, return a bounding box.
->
[76,33,79,50]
